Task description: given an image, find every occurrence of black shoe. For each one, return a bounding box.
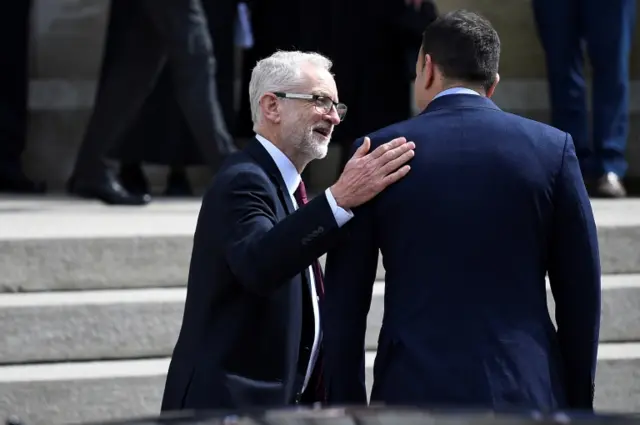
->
[119,164,150,196]
[591,172,626,198]
[67,172,151,205]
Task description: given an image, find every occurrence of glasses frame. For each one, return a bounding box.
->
[273,92,347,121]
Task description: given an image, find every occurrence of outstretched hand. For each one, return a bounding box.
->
[330,136,415,209]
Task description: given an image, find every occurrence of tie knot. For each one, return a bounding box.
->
[294,181,308,205]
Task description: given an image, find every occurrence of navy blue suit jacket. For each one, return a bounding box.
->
[161,139,340,411]
[322,94,601,411]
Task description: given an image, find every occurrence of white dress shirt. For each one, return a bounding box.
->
[255,134,353,392]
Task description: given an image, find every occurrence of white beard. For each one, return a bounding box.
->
[306,131,330,159]
[288,126,330,163]
[281,106,332,163]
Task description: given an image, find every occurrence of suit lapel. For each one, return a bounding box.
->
[245,138,313,361]
[278,184,296,216]
[244,138,296,215]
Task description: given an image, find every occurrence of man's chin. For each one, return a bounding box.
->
[311,133,330,147]
[311,143,329,160]
[313,132,331,142]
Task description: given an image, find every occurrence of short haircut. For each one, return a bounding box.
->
[249,50,333,125]
[421,10,500,91]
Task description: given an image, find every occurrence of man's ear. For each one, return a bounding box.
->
[486,73,500,98]
[260,93,281,123]
[423,53,435,90]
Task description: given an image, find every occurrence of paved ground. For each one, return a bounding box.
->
[0,196,201,239]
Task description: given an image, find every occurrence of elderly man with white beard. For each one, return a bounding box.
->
[160,50,415,411]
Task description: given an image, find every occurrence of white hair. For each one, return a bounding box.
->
[249,50,333,127]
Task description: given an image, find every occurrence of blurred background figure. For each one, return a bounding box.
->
[0,0,46,194]
[67,0,238,206]
[107,0,241,198]
[532,0,636,198]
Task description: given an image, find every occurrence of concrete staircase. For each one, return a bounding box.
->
[1,197,640,425]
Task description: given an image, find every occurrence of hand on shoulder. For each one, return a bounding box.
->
[330,136,415,209]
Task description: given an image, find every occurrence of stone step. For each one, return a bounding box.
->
[0,199,199,293]
[2,199,640,293]
[1,276,637,365]
[0,359,167,425]
[1,343,638,425]
[0,288,184,365]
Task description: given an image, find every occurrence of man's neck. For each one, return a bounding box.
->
[255,131,308,173]
[440,82,485,96]
[256,130,309,174]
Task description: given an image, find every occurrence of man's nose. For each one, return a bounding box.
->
[325,107,341,125]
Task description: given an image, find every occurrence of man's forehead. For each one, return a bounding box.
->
[300,66,338,99]
[311,88,337,99]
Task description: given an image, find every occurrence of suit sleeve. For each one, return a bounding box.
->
[322,137,379,404]
[547,134,601,410]
[221,168,340,296]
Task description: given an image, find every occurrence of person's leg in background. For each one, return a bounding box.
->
[68,0,165,205]
[115,65,177,196]
[532,0,592,178]
[112,0,238,198]
[140,0,238,175]
[161,0,237,196]
[201,0,237,138]
[0,0,46,193]
[583,0,635,198]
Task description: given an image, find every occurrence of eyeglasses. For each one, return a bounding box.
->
[273,92,348,121]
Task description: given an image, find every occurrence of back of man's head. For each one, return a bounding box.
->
[421,10,500,91]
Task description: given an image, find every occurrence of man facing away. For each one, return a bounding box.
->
[322,10,601,412]
[160,51,415,411]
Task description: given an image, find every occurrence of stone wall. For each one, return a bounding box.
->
[22,0,640,192]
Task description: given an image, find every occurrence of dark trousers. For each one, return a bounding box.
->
[108,0,237,168]
[73,0,236,181]
[532,0,636,178]
[0,1,31,176]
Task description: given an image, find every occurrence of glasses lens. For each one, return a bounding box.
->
[315,97,347,121]
[315,97,332,112]
[336,104,347,120]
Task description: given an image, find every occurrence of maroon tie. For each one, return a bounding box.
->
[294,181,325,296]
[294,180,326,401]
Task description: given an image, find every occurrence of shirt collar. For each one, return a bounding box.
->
[433,87,481,100]
[255,134,301,196]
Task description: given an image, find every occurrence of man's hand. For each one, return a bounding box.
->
[330,137,415,210]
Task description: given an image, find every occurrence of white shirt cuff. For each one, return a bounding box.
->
[325,188,354,227]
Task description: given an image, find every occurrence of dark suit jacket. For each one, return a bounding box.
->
[161,138,341,411]
[322,94,601,411]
